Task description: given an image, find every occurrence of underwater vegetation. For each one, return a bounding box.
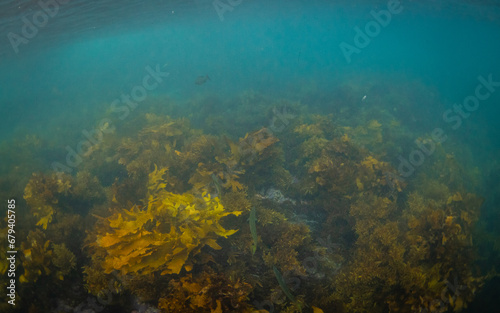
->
[1,86,497,313]
[89,166,241,277]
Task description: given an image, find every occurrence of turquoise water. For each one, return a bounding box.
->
[2,1,500,138]
[1,1,500,312]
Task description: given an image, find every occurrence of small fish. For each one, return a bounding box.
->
[249,207,258,255]
[195,75,210,85]
[211,173,222,197]
[273,266,302,311]
[362,95,367,101]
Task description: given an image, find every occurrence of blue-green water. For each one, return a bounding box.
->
[2,1,500,141]
[1,1,500,312]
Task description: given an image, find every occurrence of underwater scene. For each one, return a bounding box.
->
[1,0,500,312]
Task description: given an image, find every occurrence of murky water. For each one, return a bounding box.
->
[1,1,499,312]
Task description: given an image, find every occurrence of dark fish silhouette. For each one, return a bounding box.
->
[195,75,210,85]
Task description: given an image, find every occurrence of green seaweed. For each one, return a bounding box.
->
[273,265,302,312]
[249,207,258,255]
[211,173,223,197]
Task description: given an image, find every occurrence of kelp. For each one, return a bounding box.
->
[23,172,72,229]
[19,230,76,283]
[23,171,104,230]
[115,114,196,179]
[326,181,485,313]
[260,207,313,276]
[91,166,241,277]
[249,207,258,255]
[158,270,254,313]
[11,88,493,312]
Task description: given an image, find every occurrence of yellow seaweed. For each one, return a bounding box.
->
[94,167,241,276]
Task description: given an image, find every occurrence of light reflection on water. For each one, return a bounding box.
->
[0,0,192,58]
[1,0,499,58]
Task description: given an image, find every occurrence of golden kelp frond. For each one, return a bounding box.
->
[299,136,330,160]
[94,167,241,276]
[23,172,73,230]
[118,137,141,157]
[257,207,287,225]
[140,114,190,139]
[159,271,254,313]
[23,171,104,231]
[323,143,482,313]
[220,190,251,220]
[345,120,384,148]
[19,231,52,283]
[19,230,75,283]
[361,155,385,171]
[305,142,360,196]
[188,160,245,195]
[188,164,218,193]
[180,134,222,164]
[294,115,337,138]
[294,123,324,137]
[368,119,382,129]
[24,172,72,208]
[350,194,395,222]
[447,191,463,204]
[302,129,401,200]
[140,121,182,138]
[233,128,279,165]
[258,207,312,276]
[52,243,76,280]
[72,170,106,204]
[116,116,195,178]
[34,205,54,230]
[148,164,168,194]
[218,168,245,192]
